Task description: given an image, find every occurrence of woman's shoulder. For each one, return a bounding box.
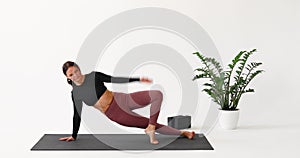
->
[90,71,106,75]
[86,71,104,78]
[85,71,97,76]
[89,70,101,74]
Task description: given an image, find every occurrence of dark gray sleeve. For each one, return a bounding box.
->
[71,91,82,139]
[94,71,140,83]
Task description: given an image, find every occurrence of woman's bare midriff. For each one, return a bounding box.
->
[93,89,114,113]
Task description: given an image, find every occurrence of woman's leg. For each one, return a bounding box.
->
[106,91,195,144]
[112,108,181,135]
[125,90,164,144]
[106,103,195,137]
[124,90,163,126]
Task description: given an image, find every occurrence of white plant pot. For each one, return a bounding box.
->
[219,109,240,130]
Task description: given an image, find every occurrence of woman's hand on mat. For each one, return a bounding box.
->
[59,136,75,141]
[140,77,152,83]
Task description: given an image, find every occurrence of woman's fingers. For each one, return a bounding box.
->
[67,137,75,141]
[147,79,153,83]
[141,77,153,83]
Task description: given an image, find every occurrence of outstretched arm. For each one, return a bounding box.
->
[95,71,152,83]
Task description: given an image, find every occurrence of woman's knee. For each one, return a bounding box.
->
[150,90,163,101]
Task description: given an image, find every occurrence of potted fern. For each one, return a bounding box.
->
[192,49,263,129]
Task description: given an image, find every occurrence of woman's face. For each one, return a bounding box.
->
[66,66,82,82]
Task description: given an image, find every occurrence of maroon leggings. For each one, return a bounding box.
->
[104,90,181,135]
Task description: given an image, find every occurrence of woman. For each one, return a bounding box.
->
[59,61,195,144]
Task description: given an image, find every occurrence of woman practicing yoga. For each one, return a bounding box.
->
[59,61,195,144]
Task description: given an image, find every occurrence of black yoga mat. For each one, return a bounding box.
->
[31,134,214,150]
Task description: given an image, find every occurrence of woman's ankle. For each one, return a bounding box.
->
[180,130,184,136]
[145,124,156,131]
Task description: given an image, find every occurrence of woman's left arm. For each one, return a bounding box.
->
[95,71,152,83]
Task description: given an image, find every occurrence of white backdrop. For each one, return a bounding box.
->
[0,0,299,157]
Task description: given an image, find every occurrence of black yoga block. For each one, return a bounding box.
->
[167,115,191,129]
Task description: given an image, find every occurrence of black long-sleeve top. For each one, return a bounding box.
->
[70,71,140,139]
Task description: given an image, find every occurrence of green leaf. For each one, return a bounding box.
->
[203,83,213,87]
[243,88,254,93]
[192,73,209,80]
[194,68,207,72]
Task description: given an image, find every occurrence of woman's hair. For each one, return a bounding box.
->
[62,61,80,85]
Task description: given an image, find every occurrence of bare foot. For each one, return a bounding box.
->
[145,124,159,144]
[181,131,195,139]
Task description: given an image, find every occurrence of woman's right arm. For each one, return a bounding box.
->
[59,91,83,141]
[71,91,83,140]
